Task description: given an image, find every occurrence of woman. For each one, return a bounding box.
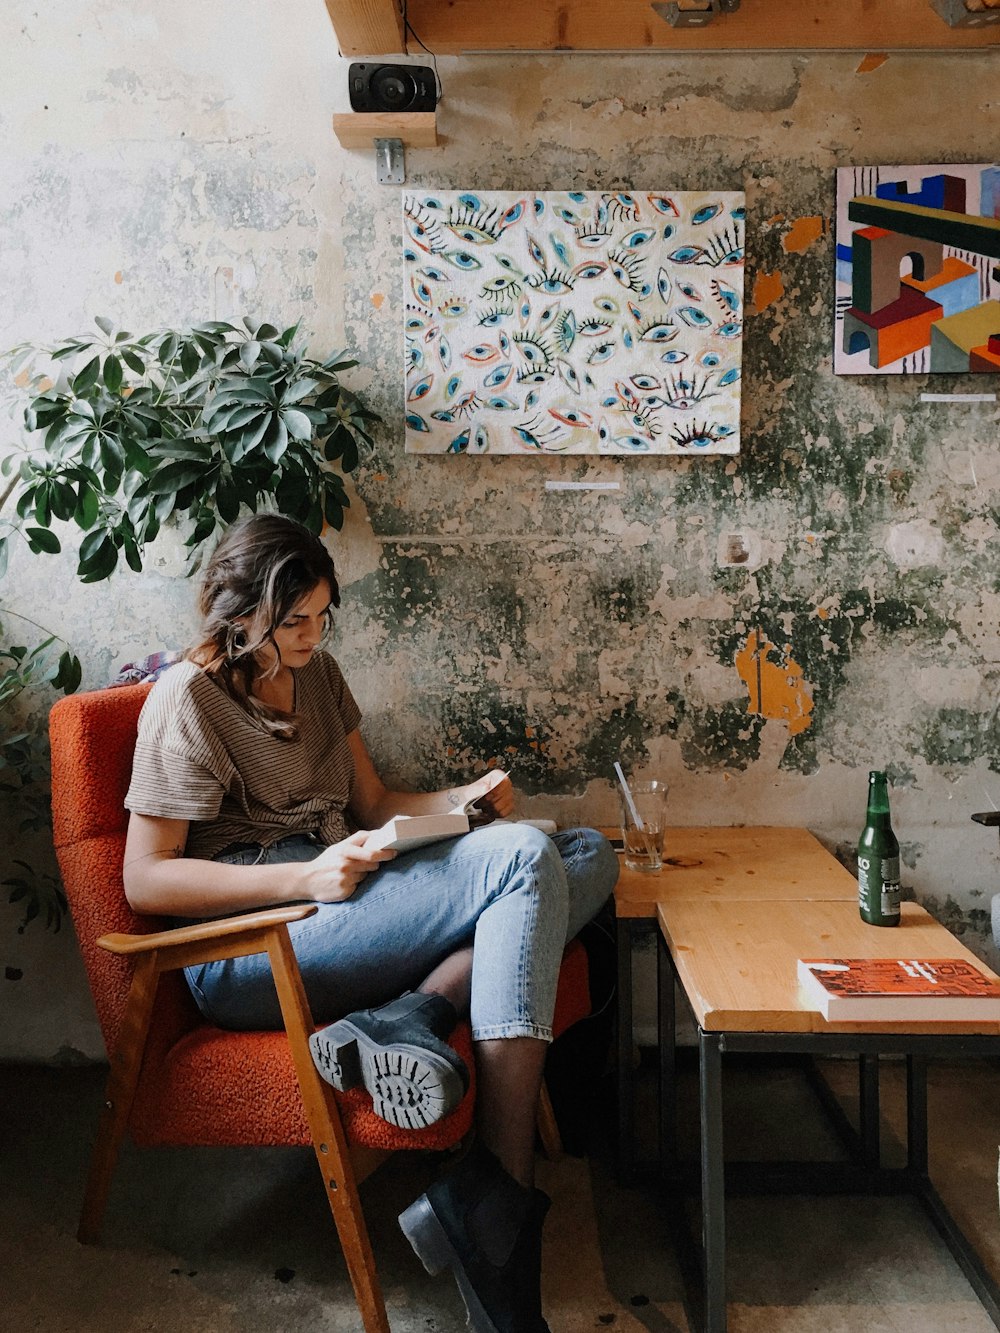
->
[123,512,618,1332]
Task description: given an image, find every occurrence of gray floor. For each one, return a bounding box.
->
[2,1053,1000,1332]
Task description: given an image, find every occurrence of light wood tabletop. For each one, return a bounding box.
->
[657,898,1000,1035]
[606,826,858,919]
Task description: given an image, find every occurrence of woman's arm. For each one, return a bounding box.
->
[345,729,515,829]
[123,811,393,918]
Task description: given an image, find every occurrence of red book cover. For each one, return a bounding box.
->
[797,957,1000,1022]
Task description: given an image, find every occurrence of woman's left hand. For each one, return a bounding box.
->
[463,768,514,820]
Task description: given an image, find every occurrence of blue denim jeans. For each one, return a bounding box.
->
[183,823,618,1038]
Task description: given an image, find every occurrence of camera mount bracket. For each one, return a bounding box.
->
[374,137,405,185]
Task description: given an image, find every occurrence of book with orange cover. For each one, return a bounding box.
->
[797,957,1000,1022]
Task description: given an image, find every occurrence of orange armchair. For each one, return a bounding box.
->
[49,682,590,1332]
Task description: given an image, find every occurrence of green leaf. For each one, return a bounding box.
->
[215,473,239,522]
[158,332,179,365]
[72,356,101,394]
[122,530,143,572]
[142,462,204,496]
[121,348,146,375]
[0,538,7,580]
[240,340,261,370]
[99,433,126,475]
[282,408,313,441]
[179,340,201,379]
[49,481,77,522]
[77,533,118,582]
[262,416,288,463]
[103,353,123,392]
[95,315,114,336]
[340,436,359,473]
[75,483,99,529]
[25,527,61,554]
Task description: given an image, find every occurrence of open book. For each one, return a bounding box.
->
[364,777,509,853]
[797,957,1000,1022]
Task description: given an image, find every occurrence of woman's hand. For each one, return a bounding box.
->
[298,830,396,903]
[462,769,514,822]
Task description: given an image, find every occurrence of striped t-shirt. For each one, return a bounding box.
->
[125,651,362,859]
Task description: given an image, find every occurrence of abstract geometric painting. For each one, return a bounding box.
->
[403,189,745,454]
[835,163,1000,374]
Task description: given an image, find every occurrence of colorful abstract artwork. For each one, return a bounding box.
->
[403,189,745,455]
[835,163,1000,375]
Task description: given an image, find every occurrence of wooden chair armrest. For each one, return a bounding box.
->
[97,903,318,955]
[972,812,1000,827]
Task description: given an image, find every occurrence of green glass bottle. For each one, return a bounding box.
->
[857,770,901,927]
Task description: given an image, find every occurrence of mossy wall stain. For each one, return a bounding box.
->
[4,7,1000,1057]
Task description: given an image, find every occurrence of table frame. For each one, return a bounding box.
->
[658,930,1000,1333]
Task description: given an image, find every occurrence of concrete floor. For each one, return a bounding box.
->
[2,1053,1000,1332]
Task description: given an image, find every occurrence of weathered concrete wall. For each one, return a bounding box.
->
[3,1,1000,1058]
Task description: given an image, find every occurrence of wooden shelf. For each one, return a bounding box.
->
[332,111,438,150]
[323,0,1000,56]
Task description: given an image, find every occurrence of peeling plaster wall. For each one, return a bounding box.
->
[3,1,1000,1058]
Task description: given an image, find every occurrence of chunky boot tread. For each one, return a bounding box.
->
[309,998,467,1130]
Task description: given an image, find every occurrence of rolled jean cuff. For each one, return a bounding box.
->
[471,1021,553,1043]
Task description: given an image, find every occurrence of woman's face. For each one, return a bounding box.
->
[266,579,332,669]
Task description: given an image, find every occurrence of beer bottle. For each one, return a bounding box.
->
[857,770,901,926]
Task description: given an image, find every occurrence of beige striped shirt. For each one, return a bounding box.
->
[125,652,361,859]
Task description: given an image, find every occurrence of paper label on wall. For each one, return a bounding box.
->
[403,189,745,455]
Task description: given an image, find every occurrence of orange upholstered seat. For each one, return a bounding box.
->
[49,681,590,1332]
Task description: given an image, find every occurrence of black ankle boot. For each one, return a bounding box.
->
[309,992,469,1129]
[398,1142,551,1333]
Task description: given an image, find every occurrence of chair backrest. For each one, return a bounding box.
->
[49,682,199,1057]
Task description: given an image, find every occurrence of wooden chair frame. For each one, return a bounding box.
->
[83,903,393,1333]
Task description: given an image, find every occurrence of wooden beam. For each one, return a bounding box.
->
[332,111,438,148]
[399,0,1000,53]
[323,0,406,57]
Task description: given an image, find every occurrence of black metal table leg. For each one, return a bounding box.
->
[859,1053,880,1169]
[658,928,677,1174]
[616,916,636,1178]
[906,1053,928,1175]
[700,1030,727,1333]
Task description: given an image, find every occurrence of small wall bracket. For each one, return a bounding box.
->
[374,137,405,185]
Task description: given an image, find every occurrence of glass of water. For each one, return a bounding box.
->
[618,779,668,872]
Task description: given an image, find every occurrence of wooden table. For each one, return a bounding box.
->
[611,826,858,1170]
[656,897,1000,1332]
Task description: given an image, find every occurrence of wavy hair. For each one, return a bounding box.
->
[188,513,340,739]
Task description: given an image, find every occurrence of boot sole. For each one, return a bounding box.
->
[398,1195,501,1333]
[309,1021,464,1130]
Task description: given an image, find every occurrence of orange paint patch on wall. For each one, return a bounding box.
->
[782,216,825,255]
[735,630,814,737]
[114,271,123,284]
[750,270,784,315]
[856,53,888,74]
[370,291,386,310]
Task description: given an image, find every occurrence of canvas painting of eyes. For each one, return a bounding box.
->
[402,189,745,455]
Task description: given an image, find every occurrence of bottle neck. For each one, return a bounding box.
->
[866,773,892,825]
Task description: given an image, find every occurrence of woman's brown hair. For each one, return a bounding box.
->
[188,513,340,738]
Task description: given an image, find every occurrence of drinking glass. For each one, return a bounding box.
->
[618,779,668,872]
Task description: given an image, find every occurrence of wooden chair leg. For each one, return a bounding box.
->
[536,1079,563,1160]
[266,925,391,1333]
[79,951,160,1244]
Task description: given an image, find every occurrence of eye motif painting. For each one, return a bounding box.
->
[835,163,1000,375]
[403,189,745,455]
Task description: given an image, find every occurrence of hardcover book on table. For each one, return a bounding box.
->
[797,957,1000,1022]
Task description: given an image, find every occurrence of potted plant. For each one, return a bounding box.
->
[1,315,380,931]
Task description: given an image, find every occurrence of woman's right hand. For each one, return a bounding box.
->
[298,830,395,902]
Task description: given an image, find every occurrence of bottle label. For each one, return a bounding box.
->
[858,854,901,919]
